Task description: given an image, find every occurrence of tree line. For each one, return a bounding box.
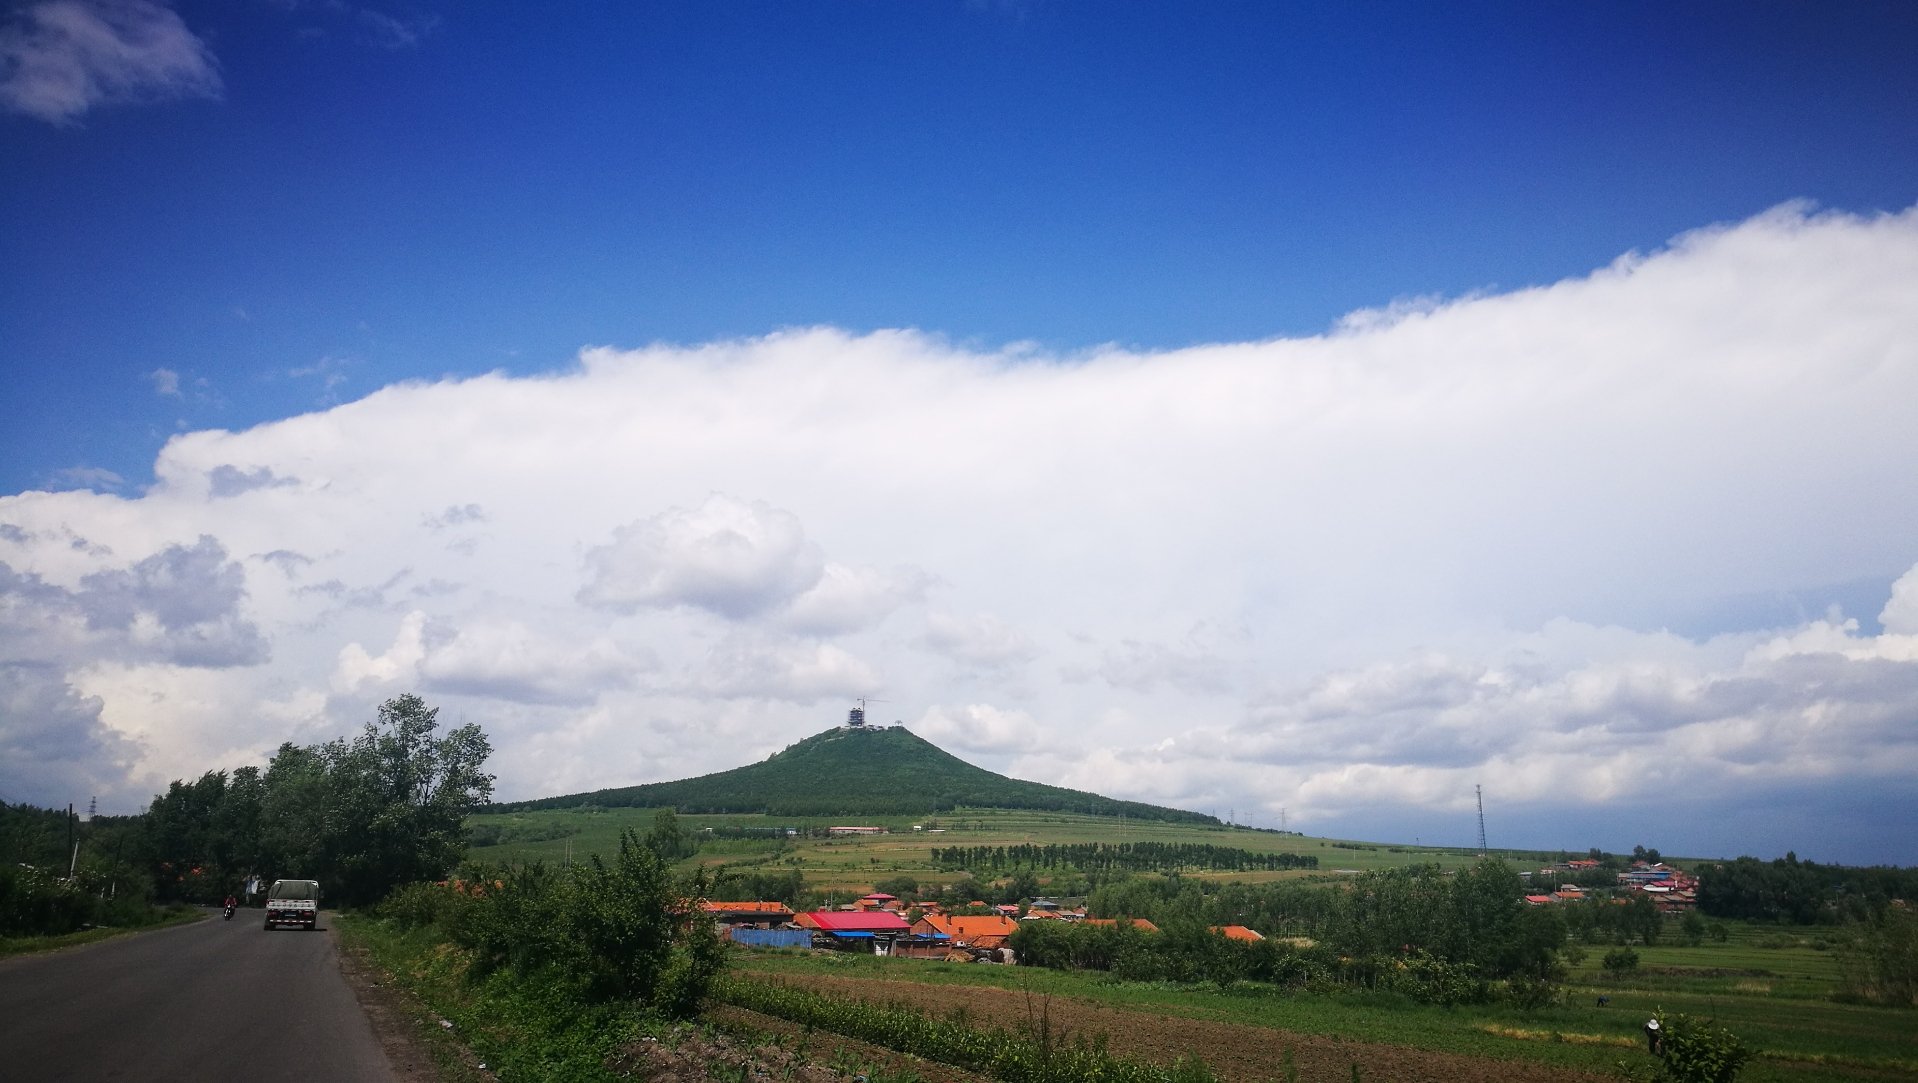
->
[931,841,1319,875]
[1696,852,1918,924]
[1014,860,1565,1007]
[4,694,492,936]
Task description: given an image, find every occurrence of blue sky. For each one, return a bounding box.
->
[3,1,1917,864]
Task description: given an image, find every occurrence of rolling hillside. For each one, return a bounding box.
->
[490,724,1220,825]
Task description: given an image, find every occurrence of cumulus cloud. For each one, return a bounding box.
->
[1,536,266,668]
[579,495,826,620]
[0,662,138,806]
[919,611,1036,671]
[0,0,220,124]
[418,615,644,706]
[1882,565,1918,636]
[1,202,1915,854]
[207,465,299,499]
[915,702,1040,755]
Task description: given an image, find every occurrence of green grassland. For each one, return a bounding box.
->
[464,804,1550,891]
[731,939,1917,1081]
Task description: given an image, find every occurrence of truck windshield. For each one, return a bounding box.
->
[269,881,317,901]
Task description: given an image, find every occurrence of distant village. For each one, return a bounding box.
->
[702,843,1698,960]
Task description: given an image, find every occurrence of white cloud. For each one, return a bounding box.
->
[919,611,1035,671]
[915,702,1040,755]
[418,615,643,706]
[147,367,180,397]
[1882,565,1918,637]
[46,465,126,492]
[580,494,826,620]
[0,0,219,124]
[2,202,1916,854]
[780,562,930,636]
[333,610,425,694]
[692,632,879,704]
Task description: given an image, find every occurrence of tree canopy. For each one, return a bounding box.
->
[143,693,493,906]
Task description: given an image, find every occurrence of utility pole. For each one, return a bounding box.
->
[67,803,78,879]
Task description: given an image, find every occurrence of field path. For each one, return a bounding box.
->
[754,973,1615,1083]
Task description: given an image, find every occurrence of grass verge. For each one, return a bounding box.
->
[0,904,203,957]
[335,911,658,1082]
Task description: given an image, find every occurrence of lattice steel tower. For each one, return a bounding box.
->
[1475,784,1488,858]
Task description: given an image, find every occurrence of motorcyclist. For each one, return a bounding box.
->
[222,892,238,918]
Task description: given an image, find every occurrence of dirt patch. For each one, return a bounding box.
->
[750,973,1615,1083]
[612,1009,989,1083]
[334,929,492,1082]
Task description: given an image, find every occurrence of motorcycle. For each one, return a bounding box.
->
[223,903,236,921]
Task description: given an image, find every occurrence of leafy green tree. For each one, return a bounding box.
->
[1451,859,1525,974]
[144,771,231,900]
[319,694,494,905]
[872,874,919,899]
[1836,907,1918,1006]
[1604,946,1641,973]
[640,807,698,861]
[1680,910,1707,947]
[257,741,332,883]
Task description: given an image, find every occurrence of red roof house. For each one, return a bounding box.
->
[795,910,912,934]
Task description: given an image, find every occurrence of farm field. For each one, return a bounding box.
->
[730,942,1918,1082]
[467,804,1544,891]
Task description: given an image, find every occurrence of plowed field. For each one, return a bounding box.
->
[750,973,1614,1083]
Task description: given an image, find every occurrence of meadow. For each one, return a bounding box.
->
[461,807,1916,1079]
[729,937,1916,1082]
[467,805,1524,892]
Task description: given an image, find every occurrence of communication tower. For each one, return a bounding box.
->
[1475,784,1488,858]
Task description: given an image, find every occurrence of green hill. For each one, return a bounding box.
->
[493,724,1220,825]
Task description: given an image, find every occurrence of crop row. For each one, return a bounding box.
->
[713,976,1218,1083]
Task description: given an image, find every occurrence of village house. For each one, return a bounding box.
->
[794,908,913,952]
[1212,925,1265,942]
[700,900,795,927]
[912,912,1019,949]
[1084,917,1160,933]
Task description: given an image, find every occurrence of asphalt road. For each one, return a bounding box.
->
[0,909,395,1082]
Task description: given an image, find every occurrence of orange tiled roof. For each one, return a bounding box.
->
[702,901,794,913]
[917,913,1019,941]
[1084,918,1160,933]
[1211,925,1264,942]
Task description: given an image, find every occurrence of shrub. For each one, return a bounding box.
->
[1603,946,1641,973]
[375,880,467,930]
[445,829,727,1018]
[1646,1008,1751,1083]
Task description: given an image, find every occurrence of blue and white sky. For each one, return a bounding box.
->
[4,1,1917,864]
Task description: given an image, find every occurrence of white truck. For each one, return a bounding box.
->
[263,879,321,930]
